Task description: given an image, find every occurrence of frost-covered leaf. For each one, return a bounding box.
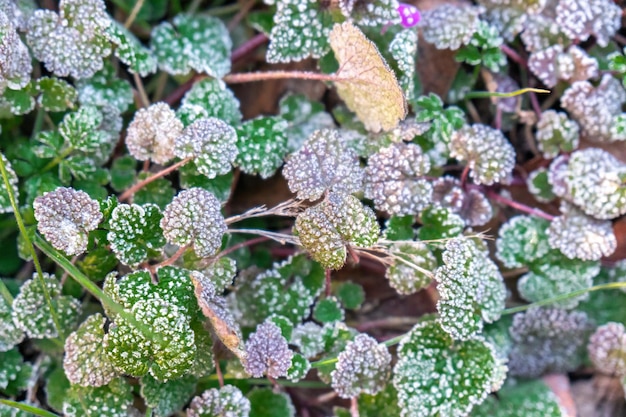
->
[283,129,363,201]
[235,116,289,179]
[529,45,598,88]
[330,22,407,133]
[527,167,555,203]
[508,307,591,378]
[555,0,620,47]
[187,385,251,417]
[105,20,157,77]
[161,188,226,257]
[25,0,111,79]
[34,187,102,256]
[554,147,626,219]
[0,295,23,351]
[63,378,135,417]
[420,4,483,50]
[104,299,195,381]
[331,334,391,398]
[11,273,81,339]
[393,319,502,417]
[0,85,34,116]
[202,257,237,294]
[126,102,183,165]
[286,352,310,382]
[0,348,31,392]
[296,192,379,270]
[414,94,465,163]
[290,322,325,359]
[0,11,31,94]
[313,297,344,323]
[58,106,111,156]
[517,253,600,309]
[456,20,506,73]
[431,177,492,226]
[535,110,579,159]
[174,118,238,179]
[0,152,18,214]
[33,77,77,112]
[177,78,242,127]
[266,0,333,63]
[342,0,400,26]
[450,124,515,185]
[151,14,231,78]
[134,174,176,210]
[364,142,432,215]
[471,380,566,417]
[278,93,336,152]
[63,313,116,387]
[547,203,616,261]
[248,388,295,417]
[389,29,418,104]
[496,216,551,269]
[435,238,506,340]
[588,322,626,376]
[75,64,134,113]
[244,321,293,378]
[417,206,464,241]
[140,374,196,417]
[385,242,436,295]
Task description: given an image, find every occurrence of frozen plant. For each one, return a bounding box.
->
[125,103,183,165]
[244,321,294,378]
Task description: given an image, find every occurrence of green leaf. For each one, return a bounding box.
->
[104,299,196,381]
[111,0,167,22]
[75,247,117,282]
[44,366,71,413]
[177,78,242,126]
[59,106,107,154]
[32,131,64,159]
[62,378,135,417]
[278,93,335,152]
[179,165,233,203]
[0,153,18,214]
[0,295,24,351]
[456,21,506,73]
[63,313,117,387]
[296,192,379,270]
[133,174,175,210]
[0,86,34,117]
[435,238,506,340]
[33,77,77,112]
[418,206,464,241]
[313,297,344,323]
[336,281,365,310]
[140,374,197,417]
[75,64,134,113]
[235,116,289,179]
[11,273,81,339]
[202,257,237,294]
[386,241,436,295]
[495,216,551,269]
[266,0,334,63]
[383,215,415,241]
[286,352,310,382]
[186,385,251,417]
[63,155,97,180]
[471,380,565,417]
[248,388,295,417]
[579,266,626,326]
[247,10,274,35]
[109,155,137,193]
[393,319,502,417]
[527,168,556,203]
[107,203,166,267]
[151,14,231,77]
[105,21,157,77]
[355,384,402,417]
[0,348,31,392]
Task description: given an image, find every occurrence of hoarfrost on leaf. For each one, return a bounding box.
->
[105,21,157,77]
[495,215,551,269]
[420,4,483,50]
[0,11,31,94]
[62,378,135,417]
[290,322,325,359]
[343,0,401,27]
[0,293,24,351]
[528,45,598,88]
[385,242,436,295]
[177,78,242,126]
[283,129,363,201]
[535,110,579,159]
[235,116,289,179]
[471,379,566,417]
[431,177,493,226]
[33,187,103,256]
[244,321,293,378]
[140,374,197,417]
[0,152,19,214]
[126,102,183,165]
[588,322,626,376]
[331,334,391,398]
[555,0,620,47]
[186,385,251,417]
[389,29,418,103]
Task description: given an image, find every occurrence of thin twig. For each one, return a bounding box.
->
[227,0,256,32]
[134,72,150,108]
[486,189,556,221]
[119,157,193,202]
[124,0,145,28]
[148,245,188,273]
[218,236,270,258]
[227,228,300,246]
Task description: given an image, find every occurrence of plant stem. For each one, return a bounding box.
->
[133,72,150,108]
[500,44,528,68]
[219,236,270,258]
[123,0,144,28]
[119,157,192,202]
[148,244,188,273]
[223,71,340,84]
[486,189,556,221]
[464,87,549,100]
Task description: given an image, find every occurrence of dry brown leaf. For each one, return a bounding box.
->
[330,21,407,133]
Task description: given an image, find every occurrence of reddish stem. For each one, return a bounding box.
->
[223,71,339,84]
[500,44,528,68]
[119,157,192,202]
[459,165,470,188]
[219,236,271,258]
[325,269,332,297]
[529,92,542,119]
[350,397,360,417]
[486,189,556,221]
[148,245,188,273]
[214,356,224,388]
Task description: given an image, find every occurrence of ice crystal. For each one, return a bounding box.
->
[364,142,432,215]
[431,177,493,226]
[177,78,242,126]
[63,313,116,387]
[561,75,626,143]
[555,0,620,47]
[12,273,81,339]
[75,64,133,113]
[25,0,111,79]
[449,124,515,185]
[126,103,183,165]
[290,322,326,359]
[389,29,418,103]
[496,216,551,269]
[435,238,506,340]
[331,334,391,398]
[296,192,379,270]
[283,129,363,201]
[385,242,436,295]
[187,385,251,417]
[393,319,502,417]
[588,322,626,376]
[0,11,31,94]
[235,116,289,179]
[420,4,483,50]
[0,293,24,352]
[244,321,293,378]
[286,353,311,382]
[34,187,103,256]
[548,203,616,261]
[278,93,335,152]
[174,117,238,179]
[330,22,407,133]
[508,307,591,378]
[520,15,568,54]
[535,110,579,159]
[151,14,231,78]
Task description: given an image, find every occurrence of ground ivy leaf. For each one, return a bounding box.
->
[389,29,418,104]
[187,385,251,417]
[330,22,407,133]
[11,273,81,339]
[0,85,34,116]
[471,380,566,417]
[0,348,30,391]
[266,0,333,63]
[235,116,289,179]
[126,102,182,165]
[140,374,197,417]
[104,299,196,381]
[63,313,116,387]
[386,242,436,295]
[244,321,294,378]
[177,78,242,126]
[435,238,506,340]
[393,319,502,417]
[0,295,24,351]
[313,297,344,323]
[495,216,551,269]
[107,203,166,267]
[76,246,117,282]
[151,13,231,77]
[105,20,157,77]
[248,388,295,417]
[133,174,175,210]
[296,192,380,270]
[59,106,107,154]
[75,64,134,113]
[178,165,234,203]
[286,352,310,382]
[62,378,135,417]
[417,206,465,241]
[0,11,31,94]
[109,155,137,193]
[202,257,237,294]
[278,93,336,152]
[33,77,77,112]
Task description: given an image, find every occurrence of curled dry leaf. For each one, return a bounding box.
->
[329,21,407,133]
